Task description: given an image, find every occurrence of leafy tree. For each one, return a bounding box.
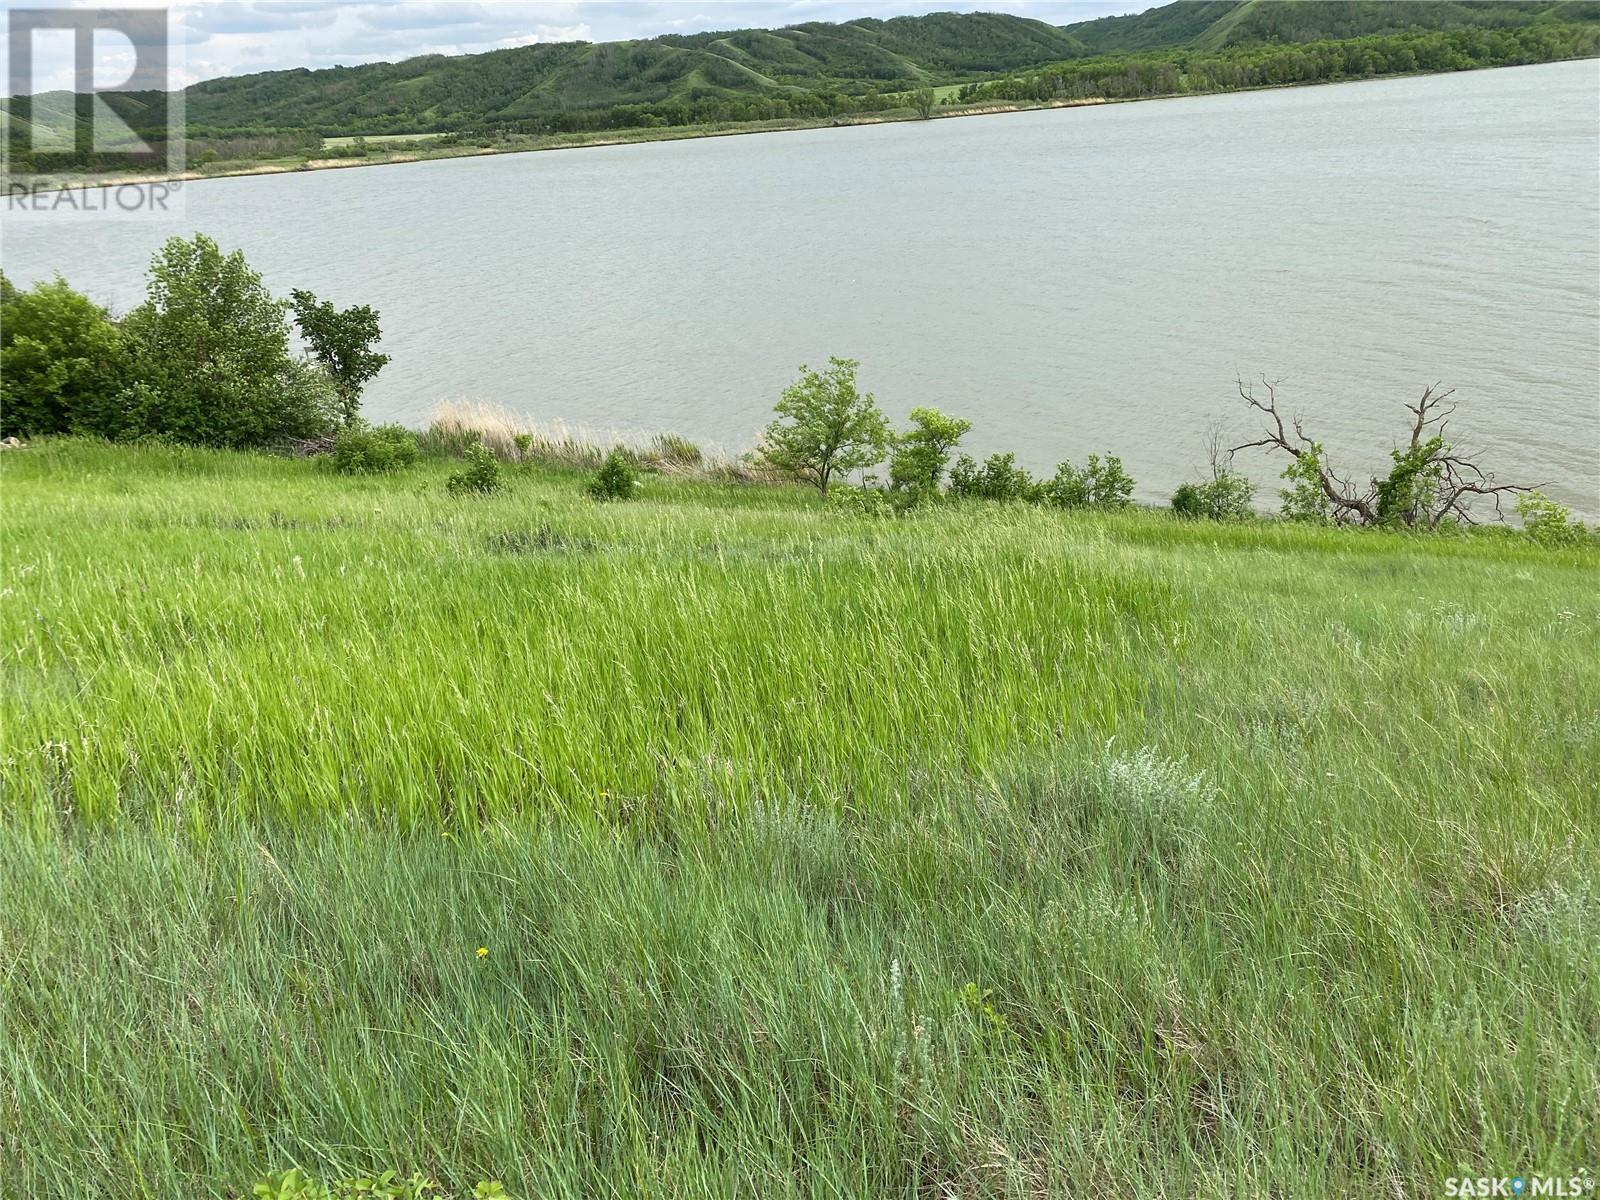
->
[0,277,127,438]
[889,406,971,499]
[0,271,18,306]
[120,234,338,447]
[911,88,936,119]
[290,289,391,426]
[761,357,889,496]
[1043,453,1135,509]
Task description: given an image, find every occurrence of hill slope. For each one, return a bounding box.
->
[3,438,1597,1194]
[177,12,1086,135]
[1065,0,1600,53]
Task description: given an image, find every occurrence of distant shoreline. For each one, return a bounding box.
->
[21,55,1598,194]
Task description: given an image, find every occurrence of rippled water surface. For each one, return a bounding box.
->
[7,60,1598,512]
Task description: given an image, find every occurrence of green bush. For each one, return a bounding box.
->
[0,277,128,438]
[825,483,902,519]
[1172,470,1255,521]
[332,424,419,475]
[446,445,503,496]
[948,452,1039,502]
[1518,490,1592,549]
[587,447,640,501]
[1043,453,1135,509]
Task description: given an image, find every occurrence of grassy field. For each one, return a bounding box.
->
[2,439,1597,1197]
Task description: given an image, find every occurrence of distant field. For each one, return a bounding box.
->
[321,131,449,148]
[3,439,1596,1196]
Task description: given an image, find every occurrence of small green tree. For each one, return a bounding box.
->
[761,357,889,496]
[1043,453,1135,509]
[290,289,391,426]
[0,277,127,438]
[889,406,971,500]
[587,447,640,501]
[911,88,936,119]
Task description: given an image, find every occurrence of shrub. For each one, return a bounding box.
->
[948,452,1039,503]
[447,445,503,496]
[825,483,902,519]
[587,447,640,501]
[1171,470,1255,521]
[0,277,128,438]
[332,424,419,474]
[1518,490,1592,548]
[889,407,971,501]
[1043,453,1135,509]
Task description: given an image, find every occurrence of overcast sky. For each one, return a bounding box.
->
[7,1,1146,92]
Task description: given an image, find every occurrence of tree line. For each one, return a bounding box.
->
[0,237,387,448]
[956,24,1600,106]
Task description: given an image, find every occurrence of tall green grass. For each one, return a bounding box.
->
[2,439,1596,1196]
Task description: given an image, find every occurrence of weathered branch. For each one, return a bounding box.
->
[1231,376,1538,529]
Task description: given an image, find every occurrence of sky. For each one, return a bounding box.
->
[5,0,1146,93]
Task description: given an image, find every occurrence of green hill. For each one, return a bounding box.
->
[175,12,1087,136]
[1066,0,1600,53]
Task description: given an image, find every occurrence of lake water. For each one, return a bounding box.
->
[6,60,1599,514]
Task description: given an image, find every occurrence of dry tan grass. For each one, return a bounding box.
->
[422,399,767,480]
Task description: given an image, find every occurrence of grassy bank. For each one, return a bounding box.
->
[2,439,1597,1196]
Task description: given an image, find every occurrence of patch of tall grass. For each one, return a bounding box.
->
[1,439,1596,1196]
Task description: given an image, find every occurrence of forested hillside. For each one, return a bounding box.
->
[1065,0,1599,52]
[177,12,1086,136]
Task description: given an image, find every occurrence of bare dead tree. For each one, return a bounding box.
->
[1231,376,1538,528]
[1201,416,1235,483]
